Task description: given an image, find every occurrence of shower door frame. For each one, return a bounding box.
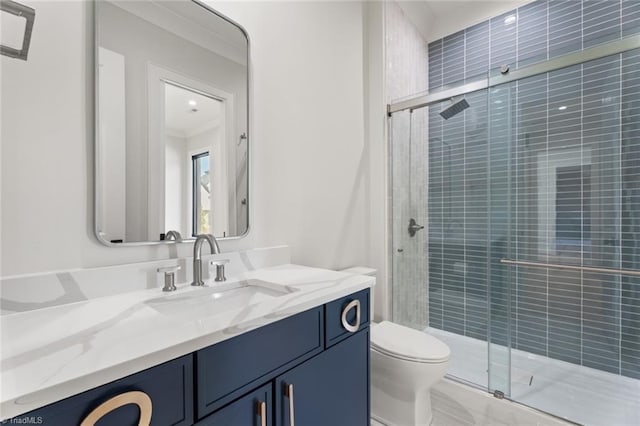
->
[388,34,640,116]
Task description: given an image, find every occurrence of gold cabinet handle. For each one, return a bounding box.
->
[256,400,266,426]
[285,383,295,426]
[341,299,361,333]
[80,390,152,426]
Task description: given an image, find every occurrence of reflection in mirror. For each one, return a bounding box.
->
[95,0,249,245]
[163,82,229,238]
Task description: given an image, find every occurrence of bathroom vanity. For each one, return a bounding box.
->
[0,263,372,425]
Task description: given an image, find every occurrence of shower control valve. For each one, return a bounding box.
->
[408,218,424,237]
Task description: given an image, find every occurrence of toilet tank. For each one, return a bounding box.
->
[340,267,376,322]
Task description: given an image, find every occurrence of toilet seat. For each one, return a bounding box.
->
[371,321,450,364]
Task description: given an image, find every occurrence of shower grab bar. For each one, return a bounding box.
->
[500,259,640,277]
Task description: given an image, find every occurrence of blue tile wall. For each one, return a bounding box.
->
[428,0,638,92]
[465,22,490,81]
[622,0,640,37]
[621,48,640,379]
[517,0,548,67]
[427,0,640,379]
[428,39,443,90]
[583,0,621,48]
[490,11,518,70]
[442,31,465,86]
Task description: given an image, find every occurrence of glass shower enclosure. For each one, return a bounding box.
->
[389,38,640,425]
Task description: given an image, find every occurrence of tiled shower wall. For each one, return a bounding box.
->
[429,0,640,89]
[386,2,429,331]
[427,0,640,378]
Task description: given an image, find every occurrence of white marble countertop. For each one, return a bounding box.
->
[0,264,374,419]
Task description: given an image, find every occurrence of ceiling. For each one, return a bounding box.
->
[397,0,534,42]
[164,82,222,138]
[109,0,247,66]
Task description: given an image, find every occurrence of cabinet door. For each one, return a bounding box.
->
[275,329,369,426]
[325,289,370,348]
[196,383,272,426]
[20,355,193,426]
[197,307,323,417]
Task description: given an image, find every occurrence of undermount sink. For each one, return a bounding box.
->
[145,279,299,316]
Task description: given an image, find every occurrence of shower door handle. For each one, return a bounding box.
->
[408,218,424,237]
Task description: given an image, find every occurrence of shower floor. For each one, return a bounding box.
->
[427,328,640,426]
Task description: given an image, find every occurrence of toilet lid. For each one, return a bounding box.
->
[371,321,450,363]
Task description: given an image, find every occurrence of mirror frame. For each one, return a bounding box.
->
[93,0,250,246]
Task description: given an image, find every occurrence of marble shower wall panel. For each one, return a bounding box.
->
[386,2,429,330]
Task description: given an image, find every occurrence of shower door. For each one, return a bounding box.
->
[390,42,640,425]
[487,48,640,424]
[391,85,497,392]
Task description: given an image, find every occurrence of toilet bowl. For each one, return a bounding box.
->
[371,321,450,426]
[337,267,450,425]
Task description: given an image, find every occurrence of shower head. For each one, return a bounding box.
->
[440,98,470,120]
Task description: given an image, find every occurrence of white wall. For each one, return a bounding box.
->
[1,1,376,282]
[164,134,188,235]
[210,0,371,270]
[363,1,389,321]
[397,0,533,42]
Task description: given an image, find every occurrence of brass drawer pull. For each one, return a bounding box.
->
[285,383,295,426]
[341,299,361,333]
[80,390,152,426]
[257,400,267,426]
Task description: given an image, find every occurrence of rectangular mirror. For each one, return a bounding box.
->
[95,0,249,245]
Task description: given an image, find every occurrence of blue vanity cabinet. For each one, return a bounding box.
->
[275,328,370,426]
[197,289,371,426]
[195,307,324,418]
[15,355,194,426]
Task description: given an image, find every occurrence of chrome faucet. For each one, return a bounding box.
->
[191,234,221,286]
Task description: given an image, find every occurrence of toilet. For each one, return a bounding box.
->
[340,267,450,426]
[371,321,450,426]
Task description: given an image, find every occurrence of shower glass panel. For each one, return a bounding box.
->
[390,42,640,425]
[487,48,640,424]
[389,1,640,421]
[487,81,514,397]
[416,86,493,390]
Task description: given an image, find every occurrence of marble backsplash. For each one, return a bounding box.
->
[0,246,291,315]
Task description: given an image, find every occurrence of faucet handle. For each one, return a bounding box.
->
[158,265,181,292]
[209,259,230,267]
[209,259,229,282]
